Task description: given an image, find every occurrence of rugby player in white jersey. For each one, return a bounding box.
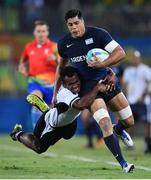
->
[11,66,134,172]
[11,66,107,152]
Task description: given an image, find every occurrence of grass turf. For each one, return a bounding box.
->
[0,134,151,179]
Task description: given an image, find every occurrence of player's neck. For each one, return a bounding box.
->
[36,39,47,45]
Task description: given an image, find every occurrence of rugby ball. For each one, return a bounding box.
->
[86,48,109,62]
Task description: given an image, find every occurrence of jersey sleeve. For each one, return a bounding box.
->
[96,28,113,46]
[56,87,80,107]
[96,28,119,53]
[57,41,67,59]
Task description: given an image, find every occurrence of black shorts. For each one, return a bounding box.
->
[130,103,147,121]
[33,112,77,152]
[79,79,121,102]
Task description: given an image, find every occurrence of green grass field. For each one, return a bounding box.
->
[0,134,151,179]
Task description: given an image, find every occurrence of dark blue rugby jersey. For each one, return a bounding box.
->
[58,26,113,80]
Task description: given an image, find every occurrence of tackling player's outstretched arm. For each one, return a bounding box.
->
[61,66,116,110]
[72,81,106,110]
[52,56,68,105]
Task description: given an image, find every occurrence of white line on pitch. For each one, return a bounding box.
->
[1,144,151,172]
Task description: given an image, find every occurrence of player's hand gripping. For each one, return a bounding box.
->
[97,80,107,93]
[103,68,116,92]
[87,54,106,68]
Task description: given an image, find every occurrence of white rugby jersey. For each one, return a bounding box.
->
[123,64,151,104]
[44,86,80,128]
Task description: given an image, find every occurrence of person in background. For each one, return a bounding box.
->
[122,50,151,153]
[18,20,58,128]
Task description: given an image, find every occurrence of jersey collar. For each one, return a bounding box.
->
[33,39,50,47]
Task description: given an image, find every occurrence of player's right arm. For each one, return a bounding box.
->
[52,56,68,105]
[18,57,28,76]
[18,45,29,76]
[72,81,106,110]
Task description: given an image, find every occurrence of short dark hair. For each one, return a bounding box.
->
[34,20,49,30]
[65,9,82,22]
[60,66,81,83]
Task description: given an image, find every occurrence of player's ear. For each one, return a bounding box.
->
[81,18,85,24]
[33,29,36,36]
[46,30,49,36]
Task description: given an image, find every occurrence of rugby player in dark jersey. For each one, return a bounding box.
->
[52,9,135,173]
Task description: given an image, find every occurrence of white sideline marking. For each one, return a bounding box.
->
[0,144,58,158]
[63,155,97,162]
[1,144,151,172]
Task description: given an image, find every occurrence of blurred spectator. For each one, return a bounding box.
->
[22,0,44,31]
[122,50,151,153]
[111,62,126,88]
[18,20,58,128]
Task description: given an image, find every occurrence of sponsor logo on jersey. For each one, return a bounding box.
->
[30,50,35,55]
[44,49,49,54]
[70,55,86,62]
[85,38,94,45]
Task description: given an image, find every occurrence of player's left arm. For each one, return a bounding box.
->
[88,28,126,68]
[104,45,125,66]
[88,45,125,68]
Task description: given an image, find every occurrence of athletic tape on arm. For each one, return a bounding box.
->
[116,105,132,120]
[105,40,119,53]
[93,108,110,124]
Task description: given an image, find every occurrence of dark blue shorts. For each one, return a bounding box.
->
[27,82,54,104]
[130,103,147,121]
[79,80,121,102]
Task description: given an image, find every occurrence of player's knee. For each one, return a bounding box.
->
[34,144,47,154]
[93,109,112,137]
[63,134,74,140]
[35,147,46,154]
[117,105,134,126]
[93,108,110,124]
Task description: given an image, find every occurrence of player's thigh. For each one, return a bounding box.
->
[38,130,62,152]
[106,92,129,111]
[61,120,77,139]
[33,112,47,138]
[91,98,107,113]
